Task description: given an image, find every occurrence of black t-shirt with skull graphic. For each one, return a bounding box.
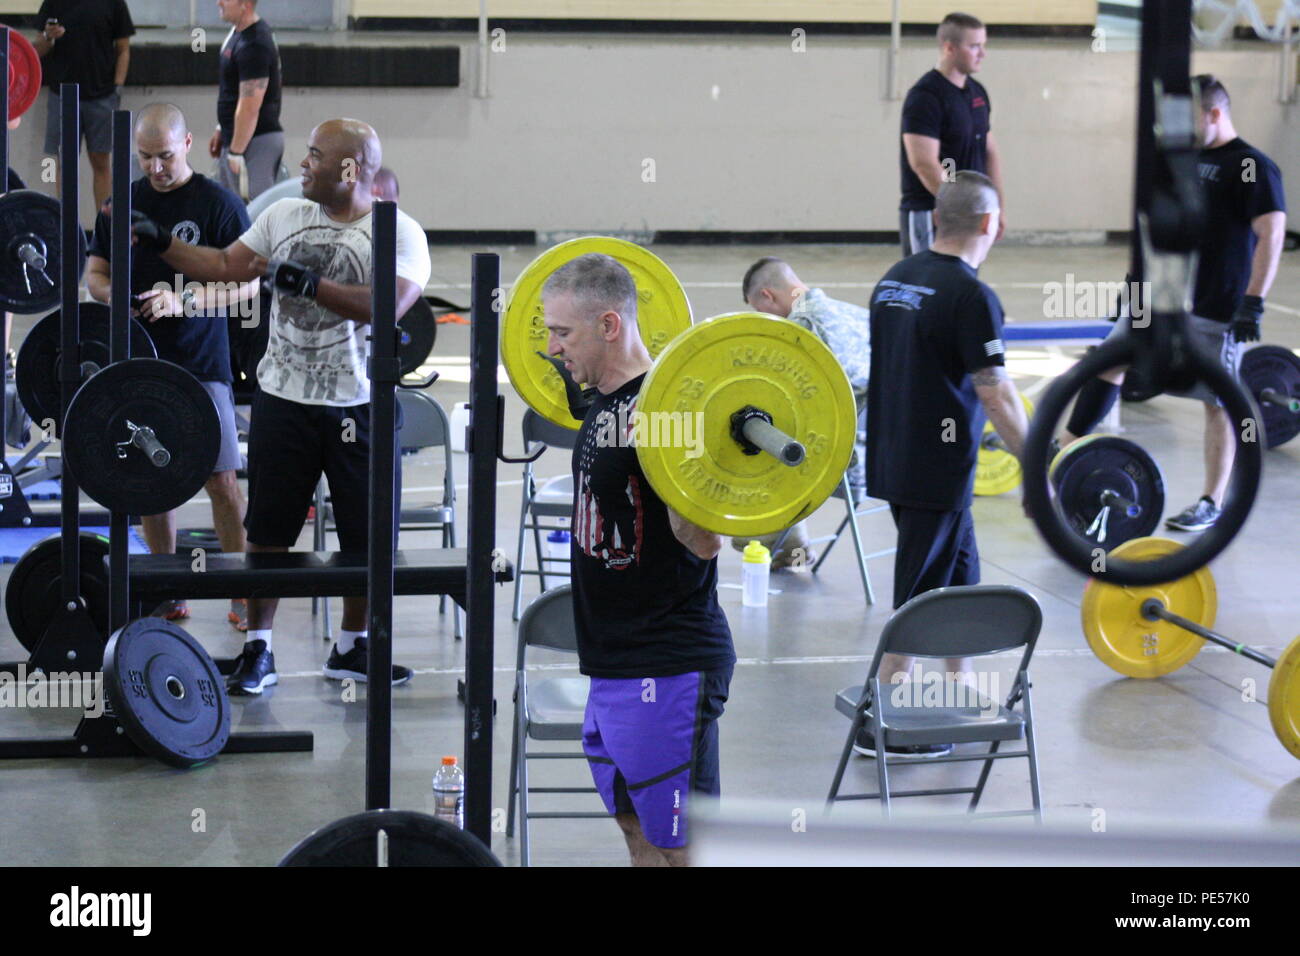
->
[90,173,250,383]
[569,374,735,679]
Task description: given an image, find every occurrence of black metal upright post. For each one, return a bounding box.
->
[58,85,81,612]
[0,27,8,180]
[464,253,500,843]
[365,201,399,811]
[108,109,132,632]
[0,27,9,476]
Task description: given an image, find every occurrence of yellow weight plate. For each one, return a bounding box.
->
[1268,637,1300,760]
[1080,536,1217,678]
[636,312,856,537]
[974,392,1035,496]
[501,237,692,430]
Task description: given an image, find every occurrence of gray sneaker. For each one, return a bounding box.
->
[1165,496,1220,532]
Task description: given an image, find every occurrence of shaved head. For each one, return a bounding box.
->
[135,102,188,141]
[134,103,193,192]
[301,118,383,208]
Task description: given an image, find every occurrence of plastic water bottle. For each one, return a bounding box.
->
[433,756,465,828]
[741,540,771,607]
[543,529,571,576]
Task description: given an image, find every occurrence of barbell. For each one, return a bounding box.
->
[500,237,857,537]
[0,189,88,313]
[1081,536,1300,759]
[1240,344,1300,449]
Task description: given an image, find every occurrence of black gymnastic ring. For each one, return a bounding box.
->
[1022,334,1263,586]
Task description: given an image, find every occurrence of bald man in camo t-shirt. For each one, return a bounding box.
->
[134,118,432,696]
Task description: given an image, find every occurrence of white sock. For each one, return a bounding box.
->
[337,629,367,655]
[247,629,272,651]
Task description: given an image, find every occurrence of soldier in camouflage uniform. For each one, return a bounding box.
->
[735,257,870,568]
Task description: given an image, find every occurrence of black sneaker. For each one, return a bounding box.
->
[1165,496,1220,532]
[227,639,277,696]
[852,727,953,759]
[323,637,413,685]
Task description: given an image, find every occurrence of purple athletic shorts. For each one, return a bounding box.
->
[582,666,732,849]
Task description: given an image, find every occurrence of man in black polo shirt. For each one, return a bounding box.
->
[86,103,257,631]
[208,0,283,202]
[899,11,1005,255]
[865,171,1028,758]
[1058,75,1287,532]
[542,253,735,866]
[33,0,135,208]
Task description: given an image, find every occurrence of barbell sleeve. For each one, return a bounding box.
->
[740,415,805,467]
[1259,388,1300,414]
[1140,598,1278,668]
[1099,489,1141,518]
[16,240,47,273]
[131,425,171,468]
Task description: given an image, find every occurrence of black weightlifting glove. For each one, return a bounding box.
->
[265,258,321,299]
[130,210,172,253]
[535,350,597,420]
[1229,295,1264,343]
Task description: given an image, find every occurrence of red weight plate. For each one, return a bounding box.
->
[5,27,42,122]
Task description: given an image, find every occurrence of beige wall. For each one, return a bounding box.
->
[4,35,1295,237]
[354,1,1097,24]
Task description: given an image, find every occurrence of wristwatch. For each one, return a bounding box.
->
[180,287,197,312]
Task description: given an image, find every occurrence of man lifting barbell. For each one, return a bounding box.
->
[132,117,432,695]
[733,256,871,567]
[543,253,735,867]
[1058,76,1287,533]
[86,103,256,628]
[864,170,1030,758]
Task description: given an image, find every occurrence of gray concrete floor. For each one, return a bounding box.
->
[1,241,1298,866]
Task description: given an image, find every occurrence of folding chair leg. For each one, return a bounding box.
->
[869,679,891,818]
[311,479,326,618]
[518,741,532,868]
[448,520,463,640]
[812,516,850,571]
[512,493,529,621]
[838,477,876,605]
[533,522,548,593]
[507,690,521,837]
[968,739,1002,812]
[826,712,865,811]
[1021,671,1044,822]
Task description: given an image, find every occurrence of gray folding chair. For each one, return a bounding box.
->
[511,409,577,621]
[505,585,605,867]
[826,585,1044,820]
[771,406,894,604]
[313,390,460,638]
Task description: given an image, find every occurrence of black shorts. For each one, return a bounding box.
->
[245,390,401,552]
[899,209,935,257]
[889,504,980,609]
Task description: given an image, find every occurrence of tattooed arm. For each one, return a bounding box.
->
[972,365,1029,459]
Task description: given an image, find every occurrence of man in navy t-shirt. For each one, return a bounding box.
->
[899,11,1004,256]
[541,252,735,866]
[866,170,1030,758]
[86,103,257,627]
[1058,75,1288,532]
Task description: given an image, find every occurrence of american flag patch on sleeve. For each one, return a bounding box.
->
[983,339,1005,357]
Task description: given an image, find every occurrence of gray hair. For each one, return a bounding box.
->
[542,253,638,324]
[934,170,999,239]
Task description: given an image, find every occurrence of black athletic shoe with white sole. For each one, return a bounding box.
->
[227,639,278,695]
[323,637,413,685]
[852,728,953,759]
[1165,496,1220,532]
